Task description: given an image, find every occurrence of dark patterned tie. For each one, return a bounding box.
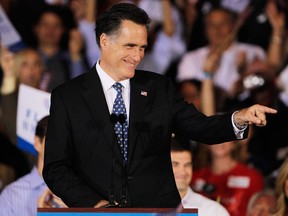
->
[112,82,128,162]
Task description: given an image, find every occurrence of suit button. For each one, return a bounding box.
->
[127,176,132,181]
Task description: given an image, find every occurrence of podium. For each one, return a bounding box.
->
[37,208,198,216]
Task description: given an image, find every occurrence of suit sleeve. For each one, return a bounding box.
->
[43,89,103,207]
[168,78,244,144]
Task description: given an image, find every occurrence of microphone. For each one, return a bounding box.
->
[118,114,126,124]
[110,113,118,124]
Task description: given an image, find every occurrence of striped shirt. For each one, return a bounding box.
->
[0,167,47,216]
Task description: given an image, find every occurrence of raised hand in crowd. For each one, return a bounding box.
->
[266,0,286,68]
[68,28,85,62]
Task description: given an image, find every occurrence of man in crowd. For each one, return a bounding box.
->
[170,137,230,215]
[0,116,66,216]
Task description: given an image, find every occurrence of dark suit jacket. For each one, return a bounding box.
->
[43,66,240,207]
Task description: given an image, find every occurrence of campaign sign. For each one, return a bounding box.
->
[0,3,25,51]
[17,84,51,155]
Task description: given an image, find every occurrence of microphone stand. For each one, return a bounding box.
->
[105,113,128,208]
[105,113,119,208]
[117,113,128,207]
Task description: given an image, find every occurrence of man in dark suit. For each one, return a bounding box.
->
[43,2,277,208]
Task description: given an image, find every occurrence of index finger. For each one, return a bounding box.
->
[260,106,277,114]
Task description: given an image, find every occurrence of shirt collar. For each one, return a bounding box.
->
[30,166,46,189]
[182,187,194,203]
[96,59,130,92]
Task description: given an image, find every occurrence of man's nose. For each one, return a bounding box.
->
[131,48,142,62]
[178,166,187,175]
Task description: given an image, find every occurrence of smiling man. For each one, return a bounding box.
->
[170,137,230,215]
[43,2,277,209]
[99,19,147,81]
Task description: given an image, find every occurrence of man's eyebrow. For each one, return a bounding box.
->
[124,43,137,47]
[124,43,147,48]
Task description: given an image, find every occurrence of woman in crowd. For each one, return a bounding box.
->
[273,159,288,216]
[191,140,264,216]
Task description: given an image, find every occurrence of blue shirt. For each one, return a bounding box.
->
[0,167,47,216]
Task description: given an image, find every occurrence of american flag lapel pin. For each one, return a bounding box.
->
[140,91,147,96]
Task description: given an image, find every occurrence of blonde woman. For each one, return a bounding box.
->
[274,159,288,216]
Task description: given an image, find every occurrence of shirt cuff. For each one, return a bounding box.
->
[231,111,247,139]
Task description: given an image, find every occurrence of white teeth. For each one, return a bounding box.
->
[128,63,135,68]
[124,60,136,68]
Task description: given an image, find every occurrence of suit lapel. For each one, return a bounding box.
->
[128,76,150,166]
[81,67,124,164]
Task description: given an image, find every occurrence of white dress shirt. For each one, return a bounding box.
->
[0,167,47,216]
[177,42,266,93]
[182,187,230,216]
[96,60,130,121]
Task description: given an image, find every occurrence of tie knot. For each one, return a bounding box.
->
[112,82,123,93]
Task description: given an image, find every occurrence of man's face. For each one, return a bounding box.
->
[18,50,42,88]
[99,20,147,81]
[205,11,233,47]
[180,82,201,109]
[171,151,192,194]
[35,12,64,47]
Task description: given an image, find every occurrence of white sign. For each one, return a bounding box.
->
[17,84,51,154]
[0,3,22,47]
[227,176,250,188]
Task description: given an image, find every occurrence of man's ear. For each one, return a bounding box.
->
[100,33,109,49]
[34,136,41,153]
